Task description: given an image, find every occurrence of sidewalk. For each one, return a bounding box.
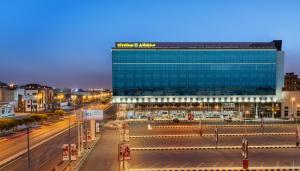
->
[79,129,119,171]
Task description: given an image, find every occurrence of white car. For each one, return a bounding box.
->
[0,113,16,118]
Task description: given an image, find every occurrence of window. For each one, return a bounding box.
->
[285,111,289,116]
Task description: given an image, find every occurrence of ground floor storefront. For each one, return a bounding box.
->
[115,102,281,120]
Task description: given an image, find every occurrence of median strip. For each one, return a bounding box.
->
[130,132,295,138]
[130,145,300,151]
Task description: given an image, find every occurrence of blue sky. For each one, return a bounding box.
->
[0,0,300,89]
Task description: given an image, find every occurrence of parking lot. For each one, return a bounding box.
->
[127,121,300,169]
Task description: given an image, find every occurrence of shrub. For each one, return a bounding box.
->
[54,110,66,117]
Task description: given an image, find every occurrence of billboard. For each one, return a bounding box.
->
[70,144,77,161]
[83,110,103,120]
[62,144,69,161]
[119,143,130,161]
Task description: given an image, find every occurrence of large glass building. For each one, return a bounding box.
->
[112,41,284,119]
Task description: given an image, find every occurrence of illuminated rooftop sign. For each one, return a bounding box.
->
[116,43,156,48]
[114,41,282,50]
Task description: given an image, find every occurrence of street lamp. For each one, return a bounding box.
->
[291,97,296,119]
[57,94,64,110]
[36,94,42,112]
[69,95,77,164]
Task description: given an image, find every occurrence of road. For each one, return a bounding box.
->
[129,125,295,135]
[0,102,112,171]
[130,135,297,147]
[130,149,300,168]
[79,105,119,171]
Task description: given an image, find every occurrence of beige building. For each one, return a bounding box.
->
[281,91,300,118]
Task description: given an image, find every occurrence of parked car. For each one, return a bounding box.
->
[173,118,180,123]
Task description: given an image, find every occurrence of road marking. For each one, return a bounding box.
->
[152,124,296,129]
[181,161,190,168]
[164,162,174,168]
[130,145,300,151]
[0,124,77,169]
[196,162,204,167]
[129,166,300,171]
[130,132,295,138]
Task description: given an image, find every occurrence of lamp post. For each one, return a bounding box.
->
[36,94,42,112]
[68,95,77,166]
[291,97,296,120]
[57,94,64,110]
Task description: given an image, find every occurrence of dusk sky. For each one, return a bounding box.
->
[1,0,300,89]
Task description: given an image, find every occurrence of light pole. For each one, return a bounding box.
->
[68,95,77,166]
[57,94,64,110]
[291,97,296,120]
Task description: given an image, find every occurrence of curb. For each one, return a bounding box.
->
[152,125,296,129]
[130,145,300,151]
[129,133,295,138]
[129,167,300,171]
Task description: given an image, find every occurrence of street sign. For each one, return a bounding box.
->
[119,143,130,161]
[83,110,103,120]
[62,144,69,161]
[70,144,77,161]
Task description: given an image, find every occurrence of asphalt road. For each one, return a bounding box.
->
[0,126,78,171]
[130,149,300,168]
[129,126,295,135]
[79,105,119,171]
[0,102,112,171]
[130,135,297,147]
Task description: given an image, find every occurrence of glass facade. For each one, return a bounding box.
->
[112,49,278,96]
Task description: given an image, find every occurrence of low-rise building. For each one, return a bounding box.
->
[281,91,300,119]
[283,73,300,91]
[23,84,54,112]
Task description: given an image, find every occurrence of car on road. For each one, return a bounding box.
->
[0,113,15,118]
[224,117,232,122]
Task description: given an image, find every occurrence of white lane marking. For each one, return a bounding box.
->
[196,162,204,167]
[181,161,190,168]
[213,162,220,167]
[164,162,175,168]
